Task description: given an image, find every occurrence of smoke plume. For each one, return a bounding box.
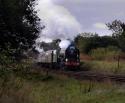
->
[36,0,82,40]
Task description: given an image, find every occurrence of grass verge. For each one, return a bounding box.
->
[81,60,125,74]
[0,68,125,103]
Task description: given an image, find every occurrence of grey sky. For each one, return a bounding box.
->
[36,0,125,41]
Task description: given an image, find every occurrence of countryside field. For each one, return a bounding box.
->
[0,67,125,103]
[1,0,125,103]
[80,51,125,74]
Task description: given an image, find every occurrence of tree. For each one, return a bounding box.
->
[107,20,125,51]
[107,20,125,37]
[74,33,118,54]
[0,0,42,58]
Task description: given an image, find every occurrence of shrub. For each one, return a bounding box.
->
[0,51,13,67]
[90,46,122,60]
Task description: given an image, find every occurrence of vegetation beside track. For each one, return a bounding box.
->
[81,60,125,74]
[0,62,125,103]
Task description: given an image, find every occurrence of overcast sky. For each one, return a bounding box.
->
[36,0,125,41]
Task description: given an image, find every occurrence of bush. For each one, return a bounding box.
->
[90,46,122,60]
[0,51,13,67]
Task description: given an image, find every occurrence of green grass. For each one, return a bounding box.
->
[31,79,125,103]
[0,69,125,103]
[82,61,125,74]
[89,46,122,60]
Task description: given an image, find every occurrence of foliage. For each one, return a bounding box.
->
[90,46,122,60]
[0,71,34,103]
[0,51,13,66]
[74,34,118,54]
[83,61,125,74]
[107,20,125,51]
[0,0,42,59]
[107,20,125,37]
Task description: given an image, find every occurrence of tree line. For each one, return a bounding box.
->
[75,20,125,54]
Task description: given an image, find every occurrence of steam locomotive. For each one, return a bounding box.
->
[65,44,80,69]
[38,43,80,69]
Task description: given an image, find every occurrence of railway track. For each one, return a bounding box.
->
[73,72,125,82]
[36,64,125,83]
[47,69,125,83]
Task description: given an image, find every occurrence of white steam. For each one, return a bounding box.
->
[59,40,71,49]
[35,46,44,53]
[36,0,82,40]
